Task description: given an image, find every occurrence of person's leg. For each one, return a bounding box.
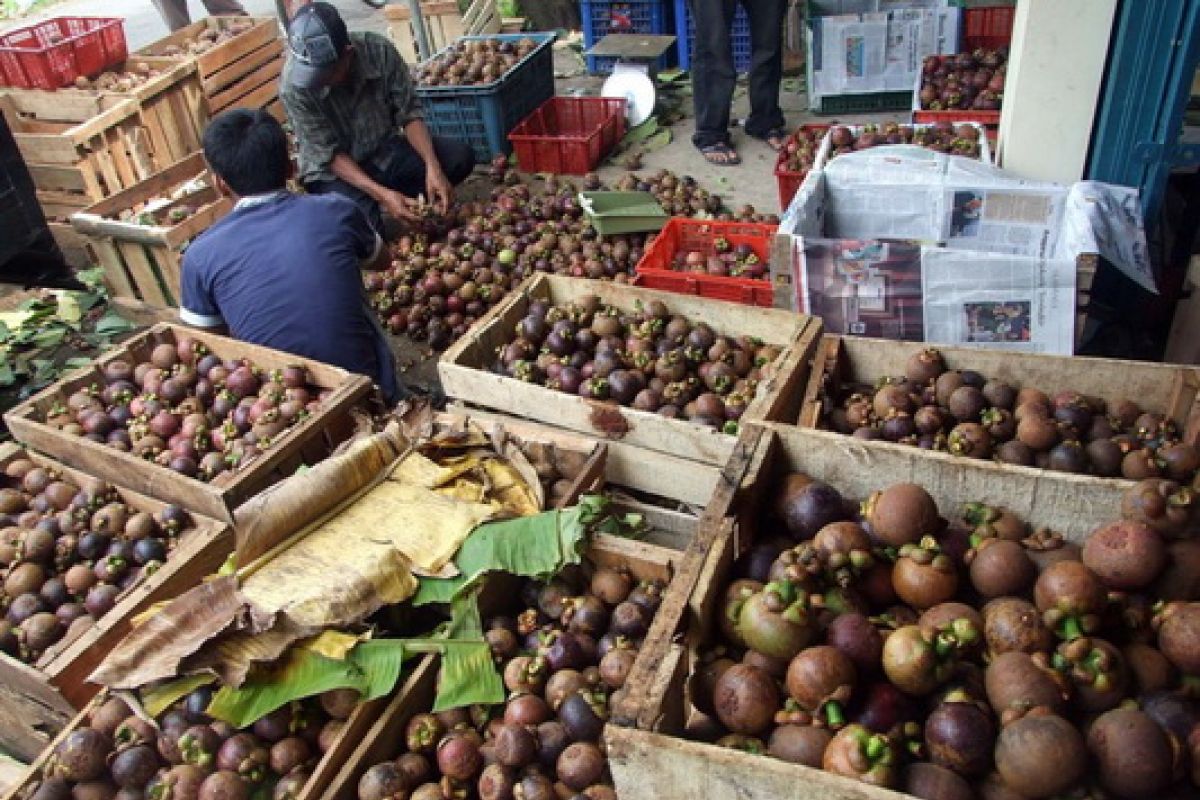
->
[741,0,787,143]
[201,0,250,15]
[374,135,476,198]
[690,0,739,160]
[151,0,192,32]
[305,179,385,234]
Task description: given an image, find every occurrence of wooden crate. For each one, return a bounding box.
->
[0,92,156,219]
[320,535,682,800]
[0,443,230,760]
[137,17,286,122]
[439,274,823,468]
[70,152,232,307]
[385,0,501,63]
[3,323,373,522]
[798,333,1200,462]
[606,421,1134,799]
[2,58,207,219]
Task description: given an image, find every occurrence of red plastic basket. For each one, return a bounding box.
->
[963,6,1015,51]
[635,218,777,308]
[0,17,127,90]
[508,96,627,175]
[774,124,831,212]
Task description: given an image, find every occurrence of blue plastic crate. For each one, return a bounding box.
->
[581,0,673,74]
[675,0,751,73]
[416,33,556,164]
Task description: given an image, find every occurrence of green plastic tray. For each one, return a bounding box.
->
[579,191,668,235]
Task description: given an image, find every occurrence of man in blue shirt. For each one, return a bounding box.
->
[180,108,402,404]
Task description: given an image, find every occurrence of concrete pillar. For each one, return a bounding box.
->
[996,0,1118,183]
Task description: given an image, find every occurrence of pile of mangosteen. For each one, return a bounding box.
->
[695,471,1200,798]
[779,126,831,177]
[820,347,1200,481]
[664,237,768,280]
[0,457,192,664]
[825,123,983,161]
[364,164,763,352]
[489,293,783,433]
[36,337,327,482]
[919,48,1007,113]
[24,686,359,800]
[414,38,540,87]
[357,566,668,800]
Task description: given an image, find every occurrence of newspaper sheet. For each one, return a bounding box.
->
[790,238,1076,354]
[808,7,960,101]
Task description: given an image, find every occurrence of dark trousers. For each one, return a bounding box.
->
[306,134,476,233]
[689,0,787,148]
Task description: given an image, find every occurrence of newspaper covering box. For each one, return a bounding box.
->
[806,5,960,109]
[771,147,1153,355]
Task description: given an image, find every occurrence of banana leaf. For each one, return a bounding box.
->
[142,674,215,718]
[412,495,606,606]
[205,638,407,728]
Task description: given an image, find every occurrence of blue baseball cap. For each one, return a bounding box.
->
[287,2,350,89]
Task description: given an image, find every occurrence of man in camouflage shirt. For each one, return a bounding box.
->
[280,2,475,233]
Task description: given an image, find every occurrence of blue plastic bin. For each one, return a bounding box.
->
[581,0,674,74]
[416,33,556,163]
[674,0,751,73]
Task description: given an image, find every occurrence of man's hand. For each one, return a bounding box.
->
[426,167,453,215]
[377,188,419,223]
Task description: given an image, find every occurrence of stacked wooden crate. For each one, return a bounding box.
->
[69,152,231,308]
[0,55,206,234]
[137,16,286,122]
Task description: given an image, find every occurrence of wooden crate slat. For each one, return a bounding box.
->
[117,240,173,306]
[25,163,88,193]
[0,655,75,763]
[201,37,284,97]
[90,238,139,299]
[206,54,283,114]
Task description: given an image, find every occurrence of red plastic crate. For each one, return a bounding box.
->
[912,109,1000,126]
[0,17,126,90]
[635,218,777,308]
[963,6,1015,51]
[508,96,627,175]
[774,124,831,212]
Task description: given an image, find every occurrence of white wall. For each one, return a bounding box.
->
[996,0,1118,183]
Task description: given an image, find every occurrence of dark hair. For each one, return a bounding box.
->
[201,109,289,196]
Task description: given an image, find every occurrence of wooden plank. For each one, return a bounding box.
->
[798,333,841,427]
[194,19,280,79]
[90,238,138,299]
[0,655,74,762]
[201,38,284,97]
[607,727,904,800]
[47,221,94,269]
[109,296,181,327]
[26,163,87,193]
[446,401,723,506]
[3,324,371,522]
[77,152,209,220]
[224,77,280,115]
[206,55,283,113]
[155,248,185,303]
[438,275,817,467]
[118,241,173,306]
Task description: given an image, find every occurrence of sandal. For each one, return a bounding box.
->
[699,142,741,166]
[751,127,788,152]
